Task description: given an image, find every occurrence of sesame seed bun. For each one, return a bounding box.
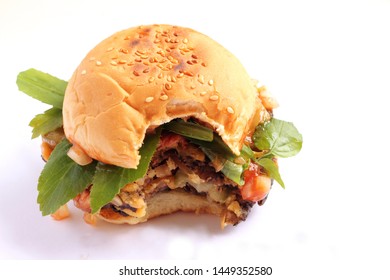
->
[63,24,267,168]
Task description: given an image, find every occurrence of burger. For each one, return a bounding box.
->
[17,24,302,227]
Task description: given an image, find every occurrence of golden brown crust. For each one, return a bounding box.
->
[63,24,268,168]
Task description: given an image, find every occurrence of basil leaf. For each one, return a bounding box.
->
[29,107,63,139]
[37,139,96,215]
[163,119,214,141]
[17,68,67,108]
[240,144,254,160]
[90,129,161,213]
[253,118,302,158]
[256,157,285,188]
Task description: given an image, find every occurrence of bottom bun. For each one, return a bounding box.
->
[96,190,243,227]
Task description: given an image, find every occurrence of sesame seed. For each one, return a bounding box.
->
[81,70,87,75]
[106,47,114,52]
[154,39,161,43]
[209,95,219,101]
[191,54,198,59]
[167,76,172,82]
[133,71,140,76]
[201,62,207,67]
[119,48,129,54]
[190,85,196,89]
[96,60,102,66]
[118,59,127,64]
[145,97,154,103]
[200,91,207,96]
[165,83,172,90]
[183,38,188,44]
[110,61,117,66]
[135,58,142,63]
[137,49,146,55]
[208,79,214,86]
[197,75,205,84]
[148,77,155,83]
[171,76,177,82]
[227,107,235,114]
[143,68,150,73]
[159,95,169,101]
[89,57,95,61]
[177,73,184,78]
[158,73,163,79]
[184,71,194,77]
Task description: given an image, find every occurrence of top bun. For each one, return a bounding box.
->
[63,24,268,168]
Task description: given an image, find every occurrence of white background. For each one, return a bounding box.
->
[1,0,390,279]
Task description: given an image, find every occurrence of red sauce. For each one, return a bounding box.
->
[241,162,270,202]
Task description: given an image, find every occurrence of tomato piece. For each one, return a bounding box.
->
[241,162,271,202]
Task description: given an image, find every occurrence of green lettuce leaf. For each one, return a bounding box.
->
[163,119,213,141]
[29,107,63,139]
[16,68,67,108]
[200,148,244,185]
[256,157,285,188]
[90,129,162,213]
[37,139,96,215]
[253,118,302,158]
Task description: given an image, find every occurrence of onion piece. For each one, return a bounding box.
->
[41,142,53,161]
[67,144,93,166]
[83,213,97,226]
[257,86,279,110]
[51,204,70,220]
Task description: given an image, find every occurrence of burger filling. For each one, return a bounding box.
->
[18,68,302,226]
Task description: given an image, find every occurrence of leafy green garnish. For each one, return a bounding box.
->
[163,119,213,141]
[190,133,236,161]
[90,129,161,213]
[240,144,254,160]
[29,107,63,139]
[37,139,96,215]
[252,118,302,188]
[16,68,67,109]
[256,158,285,188]
[201,148,244,185]
[253,118,302,158]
